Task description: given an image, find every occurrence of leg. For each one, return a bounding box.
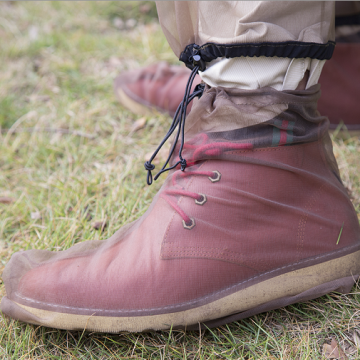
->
[116,1,360,134]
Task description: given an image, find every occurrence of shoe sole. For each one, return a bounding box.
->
[2,247,360,332]
[115,86,159,117]
[113,76,176,118]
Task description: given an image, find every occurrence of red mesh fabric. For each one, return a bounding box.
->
[1,85,360,322]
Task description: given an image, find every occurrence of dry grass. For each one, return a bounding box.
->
[0,2,360,359]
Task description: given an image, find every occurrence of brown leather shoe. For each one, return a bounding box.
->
[115,58,360,134]
[2,85,360,332]
[318,43,360,134]
[114,62,201,117]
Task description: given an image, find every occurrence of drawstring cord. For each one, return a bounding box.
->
[144,61,205,185]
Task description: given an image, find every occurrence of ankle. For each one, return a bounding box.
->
[199,57,324,91]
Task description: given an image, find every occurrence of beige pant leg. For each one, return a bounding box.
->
[156,1,335,57]
[156,2,335,91]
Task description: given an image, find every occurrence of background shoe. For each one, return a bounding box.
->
[114,62,201,117]
[317,24,360,134]
[2,85,360,332]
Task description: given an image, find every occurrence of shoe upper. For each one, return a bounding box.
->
[3,85,360,317]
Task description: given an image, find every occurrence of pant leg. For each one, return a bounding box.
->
[156,1,334,57]
[156,2,335,91]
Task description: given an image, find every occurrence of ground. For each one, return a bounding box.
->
[0,2,359,359]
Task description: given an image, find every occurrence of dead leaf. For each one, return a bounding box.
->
[129,117,146,134]
[109,56,122,67]
[31,211,42,220]
[353,331,360,349]
[28,25,39,41]
[323,338,348,360]
[140,3,151,13]
[0,197,14,204]
[113,17,124,30]
[92,220,107,231]
[25,94,50,103]
[344,345,357,357]
[125,18,137,29]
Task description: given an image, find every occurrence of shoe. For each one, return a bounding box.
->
[1,84,360,332]
[317,7,360,135]
[318,43,360,134]
[115,60,360,135]
[114,62,201,117]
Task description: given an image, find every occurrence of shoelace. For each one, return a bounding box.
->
[160,134,253,229]
[144,47,207,186]
[160,170,219,229]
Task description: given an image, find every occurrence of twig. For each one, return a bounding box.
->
[0,127,97,139]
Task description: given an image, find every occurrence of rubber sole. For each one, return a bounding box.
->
[115,87,161,117]
[2,249,360,333]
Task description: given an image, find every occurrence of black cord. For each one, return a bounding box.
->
[144,66,205,185]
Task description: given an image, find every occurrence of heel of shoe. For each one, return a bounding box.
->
[333,275,359,294]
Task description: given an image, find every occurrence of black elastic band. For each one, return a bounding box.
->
[180,41,336,70]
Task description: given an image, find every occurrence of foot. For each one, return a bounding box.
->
[2,85,360,332]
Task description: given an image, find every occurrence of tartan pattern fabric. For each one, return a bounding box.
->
[271,120,295,147]
[211,114,324,150]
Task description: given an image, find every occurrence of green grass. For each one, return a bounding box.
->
[0,2,360,359]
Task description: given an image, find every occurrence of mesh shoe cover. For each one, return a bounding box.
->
[1,84,360,332]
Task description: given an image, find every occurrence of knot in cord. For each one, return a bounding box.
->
[144,161,155,171]
[180,158,187,171]
[144,51,205,185]
[144,161,156,185]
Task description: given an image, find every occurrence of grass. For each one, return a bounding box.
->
[0,1,360,359]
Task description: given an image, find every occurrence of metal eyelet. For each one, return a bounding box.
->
[208,170,221,183]
[182,218,195,230]
[195,193,207,205]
